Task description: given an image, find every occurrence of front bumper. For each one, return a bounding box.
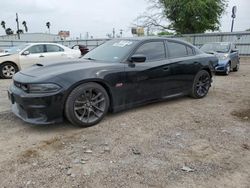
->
[214,59,229,72]
[215,64,227,72]
[8,84,65,125]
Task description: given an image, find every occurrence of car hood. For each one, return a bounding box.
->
[204,51,228,59]
[18,59,116,78]
[0,53,12,57]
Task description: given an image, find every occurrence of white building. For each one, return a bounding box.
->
[0,33,62,41]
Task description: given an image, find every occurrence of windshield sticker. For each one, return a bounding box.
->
[113,41,133,47]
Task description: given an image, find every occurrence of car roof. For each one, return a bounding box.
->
[112,37,193,45]
[26,42,63,45]
[204,42,232,44]
[117,36,177,41]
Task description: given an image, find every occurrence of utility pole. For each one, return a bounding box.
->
[112,28,115,38]
[16,13,20,39]
[231,6,237,32]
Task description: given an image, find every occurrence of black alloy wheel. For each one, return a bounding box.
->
[65,82,109,127]
[190,70,211,99]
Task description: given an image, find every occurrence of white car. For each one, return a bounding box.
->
[0,43,81,79]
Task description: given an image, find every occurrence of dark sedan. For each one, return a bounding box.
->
[8,37,218,127]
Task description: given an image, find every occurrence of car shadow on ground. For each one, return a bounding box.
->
[1,95,191,133]
[106,95,190,119]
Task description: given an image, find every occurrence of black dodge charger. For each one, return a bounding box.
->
[8,37,218,127]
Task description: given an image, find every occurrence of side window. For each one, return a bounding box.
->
[46,45,64,52]
[187,46,194,56]
[133,41,166,62]
[167,42,188,58]
[28,45,45,54]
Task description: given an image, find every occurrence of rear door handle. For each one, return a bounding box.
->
[39,55,44,58]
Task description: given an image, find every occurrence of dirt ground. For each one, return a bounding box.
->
[0,58,249,188]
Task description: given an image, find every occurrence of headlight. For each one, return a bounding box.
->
[28,83,61,93]
[220,54,229,60]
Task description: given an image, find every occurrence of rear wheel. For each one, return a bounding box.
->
[0,62,18,79]
[65,82,110,127]
[190,70,211,99]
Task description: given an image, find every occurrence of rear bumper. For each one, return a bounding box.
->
[8,84,65,125]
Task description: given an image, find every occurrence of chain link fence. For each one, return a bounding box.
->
[1,31,250,55]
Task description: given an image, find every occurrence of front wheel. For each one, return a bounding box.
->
[190,70,211,99]
[0,63,18,79]
[224,63,231,75]
[233,62,240,72]
[65,82,110,127]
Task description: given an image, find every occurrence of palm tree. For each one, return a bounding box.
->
[46,22,51,33]
[1,21,6,31]
[17,29,24,34]
[22,21,28,32]
[5,28,13,35]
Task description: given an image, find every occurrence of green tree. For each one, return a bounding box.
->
[135,0,227,34]
[160,0,227,34]
[158,31,173,36]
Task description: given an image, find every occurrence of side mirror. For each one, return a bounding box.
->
[22,50,30,56]
[231,49,238,53]
[130,54,146,63]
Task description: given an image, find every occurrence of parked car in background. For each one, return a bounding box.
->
[200,42,240,75]
[8,37,218,127]
[72,44,89,56]
[0,43,81,79]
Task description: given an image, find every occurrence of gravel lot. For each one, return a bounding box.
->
[0,59,249,188]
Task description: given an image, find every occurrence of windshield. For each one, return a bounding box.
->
[200,43,230,53]
[7,44,30,54]
[83,39,138,62]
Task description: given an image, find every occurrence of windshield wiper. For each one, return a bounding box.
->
[84,57,96,61]
[216,50,226,53]
[205,51,215,54]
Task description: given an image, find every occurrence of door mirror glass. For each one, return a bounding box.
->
[130,54,146,63]
[231,49,238,53]
[22,50,30,56]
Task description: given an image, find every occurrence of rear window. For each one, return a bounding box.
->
[167,41,194,58]
[46,45,64,52]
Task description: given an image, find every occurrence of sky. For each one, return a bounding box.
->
[0,0,249,39]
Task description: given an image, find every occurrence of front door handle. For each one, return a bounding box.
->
[39,55,44,58]
[163,66,169,71]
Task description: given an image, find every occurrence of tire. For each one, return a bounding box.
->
[224,63,231,75]
[233,62,239,72]
[0,62,18,79]
[65,82,110,127]
[190,70,211,99]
